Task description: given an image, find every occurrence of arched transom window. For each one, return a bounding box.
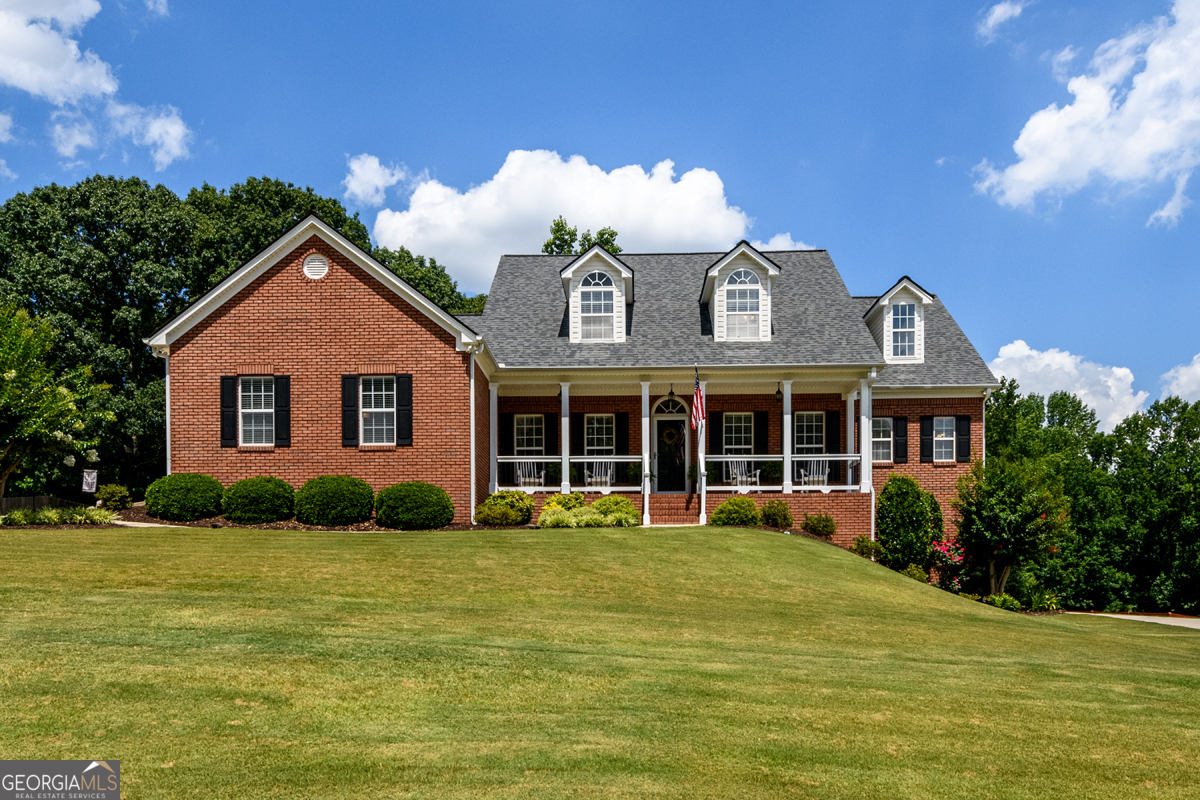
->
[580,271,615,340]
[725,269,761,340]
[655,397,688,415]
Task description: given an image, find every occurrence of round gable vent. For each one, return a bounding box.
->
[303,254,329,279]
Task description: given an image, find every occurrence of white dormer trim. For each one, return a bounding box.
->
[560,245,634,303]
[864,276,934,365]
[699,241,781,305]
[702,242,779,342]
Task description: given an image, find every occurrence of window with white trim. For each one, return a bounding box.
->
[933,416,955,461]
[580,271,615,341]
[361,376,396,445]
[724,412,754,455]
[239,377,274,445]
[585,414,615,455]
[794,412,825,454]
[725,269,760,340]
[892,303,916,357]
[872,417,893,462]
[515,414,544,455]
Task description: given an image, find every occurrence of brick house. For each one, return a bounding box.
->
[146,216,998,542]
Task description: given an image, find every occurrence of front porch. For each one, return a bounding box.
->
[487,369,881,528]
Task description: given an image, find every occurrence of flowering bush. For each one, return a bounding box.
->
[931,538,966,593]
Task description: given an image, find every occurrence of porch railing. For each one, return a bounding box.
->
[496,456,643,493]
[703,454,863,492]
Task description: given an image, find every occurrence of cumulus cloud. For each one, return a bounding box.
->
[978,1,1030,42]
[0,112,12,142]
[144,0,168,16]
[989,340,1149,431]
[1162,352,1200,401]
[0,159,15,180]
[50,112,94,156]
[373,149,769,291]
[751,232,815,250]
[107,101,190,170]
[975,1,1200,226]
[342,154,408,207]
[0,0,117,104]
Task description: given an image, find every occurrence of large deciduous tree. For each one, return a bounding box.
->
[542,216,622,256]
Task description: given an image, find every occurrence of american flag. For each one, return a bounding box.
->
[690,367,705,430]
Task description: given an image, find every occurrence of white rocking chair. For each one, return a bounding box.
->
[728,460,760,488]
[584,460,614,488]
[517,461,545,488]
[799,459,830,488]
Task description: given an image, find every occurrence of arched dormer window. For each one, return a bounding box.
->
[580,271,615,340]
[725,269,761,340]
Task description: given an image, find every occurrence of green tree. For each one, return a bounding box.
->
[373,245,486,314]
[0,307,114,497]
[541,216,622,255]
[952,458,1070,597]
[875,474,943,571]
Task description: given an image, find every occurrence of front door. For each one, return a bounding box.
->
[655,419,686,492]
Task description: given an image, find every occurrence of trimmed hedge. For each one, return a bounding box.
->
[761,499,793,529]
[222,476,295,524]
[95,484,132,511]
[477,490,535,525]
[542,491,584,511]
[710,496,760,527]
[800,512,837,540]
[376,482,455,530]
[295,476,375,527]
[146,473,224,521]
[475,504,523,526]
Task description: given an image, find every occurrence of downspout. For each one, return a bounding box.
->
[469,348,477,525]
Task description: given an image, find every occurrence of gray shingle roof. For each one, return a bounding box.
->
[473,249,996,387]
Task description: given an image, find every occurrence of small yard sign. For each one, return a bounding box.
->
[82,470,98,493]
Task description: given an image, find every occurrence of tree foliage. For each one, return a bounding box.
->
[541,216,622,256]
[875,474,943,570]
[373,245,486,314]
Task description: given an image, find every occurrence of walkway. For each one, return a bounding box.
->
[1068,612,1200,631]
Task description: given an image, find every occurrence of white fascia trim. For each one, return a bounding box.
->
[873,278,934,311]
[700,241,780,304]
[559,246,634,302]
[143,215,482,352]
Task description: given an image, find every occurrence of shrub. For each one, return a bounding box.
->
[146,473,224,521]
[984,593,1022,612]
[850,535,884,560]
[537,507,575,528]
[475,503,523,526]
[1029,588,1060,612]
[591,495,637,516]
[94,484,132,511]
[900,563,930,583]
[875,474,940,570]
[33,507,62,525]
[375,482,455,530]
[800,512,836,540]
[478,490,535,524]
[542,491,584,511]
[606,510,641,527]
[761,499,793,529]
[710,496,761,527]
[222,476,295,524]
[959,593,982,602]
[84,507,116,524]
[572,506,608,528]
[3,509,31,527]
[295,476,375,527]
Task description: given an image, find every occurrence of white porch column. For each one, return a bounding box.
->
[859,377,873,491]
[488,383,499,494]
[846,390,856,486]
[641,381,651,525]
[781,380,793,493]
[560,382,571,494]
[697,380,707,524]
[164,353,171,476]
[469,353,477,524]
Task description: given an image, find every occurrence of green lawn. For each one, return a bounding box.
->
[1,527,1197,799]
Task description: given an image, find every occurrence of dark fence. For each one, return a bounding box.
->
[0,495,78,513]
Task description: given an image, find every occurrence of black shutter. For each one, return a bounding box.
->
[956,415,971,462]
[753,411,768,455]
[570,413,585,456]
[498,414,515,456]
[543,413,559,456]
[396,374,413,446]
[274,375,291,447]
[827,409,841,482]
[893,416,908,464]
[220,376,237,447]
[615,412,630,483]
[342,375,359,447]
[919,416,934,463]
[709,413,723,455]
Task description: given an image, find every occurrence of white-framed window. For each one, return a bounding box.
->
[892,303,916,357]
[361,376,396,445]
[794,411,825,454]
[933,416,955,461]
[872,417,893,462]
[580,271,615,341]
[515,414,544,456]
[239,376,274,445]
[725,269,761,340]
[585,414,615,455]
[724,412,754,455]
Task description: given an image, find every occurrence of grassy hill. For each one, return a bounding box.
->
[1,526,1197,798]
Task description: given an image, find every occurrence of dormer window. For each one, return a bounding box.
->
[725,269,761,340]
[892,303,916,357]
[580,271,615,341]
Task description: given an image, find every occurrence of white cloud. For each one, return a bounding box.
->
[1049,45,1079,83]
[978,1,1030,42]
[106,101,191,170]
[0,159,15,180]
[50,112,94,156]
[990,340,1149,431]
[1162,352,1200,401]
[976,1,1200,225]
[372,149,760,291]
[342,154,408,207]
[0,0,117,104]
[144,0,168,16]
[751,232,815,250]
[0,112,12,142]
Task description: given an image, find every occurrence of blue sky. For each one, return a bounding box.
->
[1,0,1197,428]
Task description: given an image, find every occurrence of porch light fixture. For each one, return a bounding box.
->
[667,385,676,402]
[775,383,783,403]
